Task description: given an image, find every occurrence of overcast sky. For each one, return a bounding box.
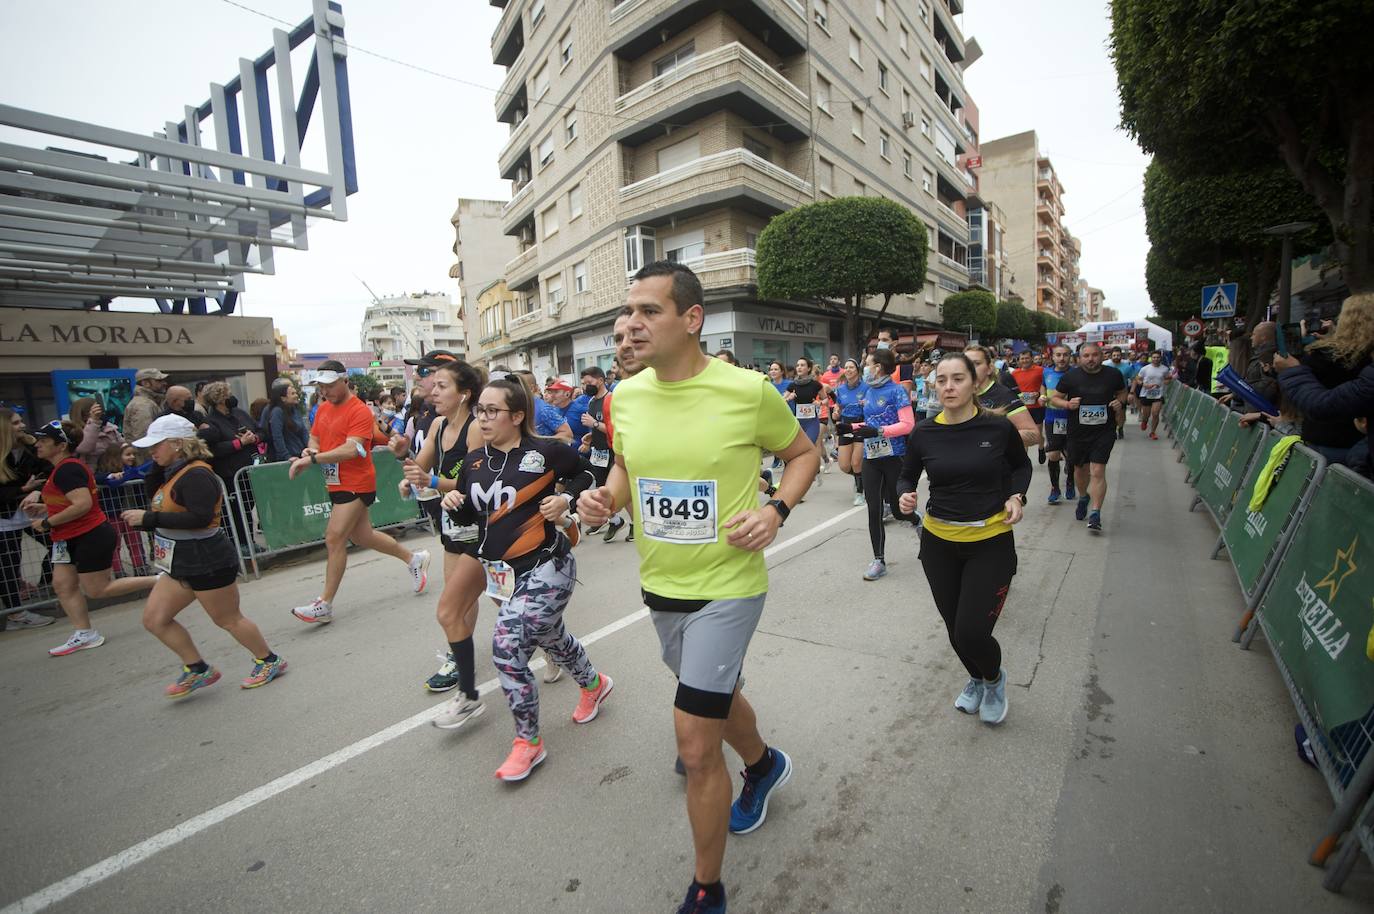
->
[0,0,1150,350]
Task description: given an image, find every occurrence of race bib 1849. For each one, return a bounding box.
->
[1078,404,1108,426]
[637,478,717,544]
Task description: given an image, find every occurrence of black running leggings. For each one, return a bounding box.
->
[918,530,1016,681]
[861,453,913,560]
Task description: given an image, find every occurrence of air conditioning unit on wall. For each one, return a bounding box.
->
[901,111,915,129]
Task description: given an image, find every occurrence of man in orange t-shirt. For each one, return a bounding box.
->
[286,360,430,623]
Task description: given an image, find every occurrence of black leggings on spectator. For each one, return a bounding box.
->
[861,454,913,560]
[918,530,1016,681]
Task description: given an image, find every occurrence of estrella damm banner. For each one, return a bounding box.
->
[1257,465,1374,736]
[1221,439,1321,600]
[247,449,422,551]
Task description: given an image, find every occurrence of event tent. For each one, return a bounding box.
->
[1073,319,1174,351]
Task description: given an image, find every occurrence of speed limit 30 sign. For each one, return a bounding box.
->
[1183,318,1204,338]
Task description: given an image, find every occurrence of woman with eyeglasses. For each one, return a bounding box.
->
[20,420,156,655]
[398,360,489,723]
[440,378,613,782]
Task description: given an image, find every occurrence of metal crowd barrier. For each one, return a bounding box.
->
[1178,405,1372,891]
[231,449,431,579]
[2,475,246,618]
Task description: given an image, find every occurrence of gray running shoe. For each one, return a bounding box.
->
[432,693,485,730]
[863,558,887,581]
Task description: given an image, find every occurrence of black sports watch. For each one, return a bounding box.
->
[1012,493,1027,506]
[766,498,791,525]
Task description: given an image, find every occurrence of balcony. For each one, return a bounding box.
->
[495,58,528,123]
[684,248,758,291]
[508,305,542,333]
[503,180,534,220]
[614,42,809,146]
[505,245,539,291]
[498,118,531,177]
[938,253,968,274]
[492,5,523,67]
[609,0,806,60]
[618,149,811,225]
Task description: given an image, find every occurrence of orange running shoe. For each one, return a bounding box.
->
[573,673,615,724]
[495,738,547,782]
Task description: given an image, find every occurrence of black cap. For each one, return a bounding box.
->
[403,349,458,367]
[33,420,74,445]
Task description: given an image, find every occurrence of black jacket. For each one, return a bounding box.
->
[197,406,262,484]
[1,446,50,516]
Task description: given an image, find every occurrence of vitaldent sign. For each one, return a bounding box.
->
[0,308,276,357]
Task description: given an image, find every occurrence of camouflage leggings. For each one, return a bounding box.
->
[491,550,598,740]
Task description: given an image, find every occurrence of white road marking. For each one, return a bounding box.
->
[2,506,863,914]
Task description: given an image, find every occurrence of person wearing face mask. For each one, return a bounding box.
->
[837,348,918,582]
[898,352,1030,726]
[875,328,895,351]
[576,366,627,541]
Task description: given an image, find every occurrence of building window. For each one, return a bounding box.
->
[564,110,578,143]
[816,73,832,114]
[546,273,564,309]
[814,0,829,30]
[875,0,886,25]
[818,157,834,194]
[902,86,911,115]
[538,133,554,168]
[746,229,759,249]
[903,150,912,178]
[879,131,891,160]
[899,23,909,54]
[530,0,545,29]
[851,104,864,140]
[920,53,932,84]
[918,0,928,25]
[743,135,773,162]
[878,62,889,94]
[664,228,706,264]
[541,203,558,238]
[855,179,867,196]
[573,260,588,293]
[533,63,549,101]
[559,29,573,69]
[920,111,931,138]
[569,183,583,219]
[624,225,656,274]
[849,30,862,67]
[922,168,934,194]
[657,134,701,172]
[653,42,696,77]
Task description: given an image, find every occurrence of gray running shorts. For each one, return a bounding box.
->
[650,594,766,719]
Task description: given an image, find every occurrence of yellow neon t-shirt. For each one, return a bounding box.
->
[610,357,803,600]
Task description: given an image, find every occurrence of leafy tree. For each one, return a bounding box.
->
[757,197,928,355]
[1144,247,1246,323]
[994,299,1034,341]
[940,289,997,337]
[1112,0,1374,291]
[350,372,384,403]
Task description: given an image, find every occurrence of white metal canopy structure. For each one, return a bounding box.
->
[0,0,356,315]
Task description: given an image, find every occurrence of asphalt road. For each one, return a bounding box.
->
[1,427,1371,913]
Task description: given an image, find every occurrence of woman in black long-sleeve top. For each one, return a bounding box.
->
[897,352,1032,727]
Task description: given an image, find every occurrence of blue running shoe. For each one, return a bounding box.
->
[955,678,984,714]
[1047,487,1061,505]
[1065,482,1077,500]
[729,747,793,834]
[980,669,1008,725]
[1087,512,1102,534]
[1074,495,1090,521]
[676,884,726,914]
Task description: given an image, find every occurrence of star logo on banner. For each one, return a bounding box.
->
[1315,535,1359,603]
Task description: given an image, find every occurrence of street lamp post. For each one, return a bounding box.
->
[1262,221,1315,325]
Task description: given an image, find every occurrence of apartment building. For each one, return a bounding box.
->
[1093,290,1111,323]
[360,291,466,361]
[966,198,1011,300]
[450,199,520,352]
[474,279,515,365]
[976,130,1080,321]
[483,0,983,373]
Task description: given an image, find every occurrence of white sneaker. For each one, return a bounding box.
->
[409,550,431,594]
[432,693,486,730]
[49,629,105,656]
[852,492,865,507]
[542,651,564,683]
[821,462,832,474]
[7,610,56,630]
[291,598,334,624]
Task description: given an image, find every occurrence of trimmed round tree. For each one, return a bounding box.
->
[994,298,1034,342]
[940,289,997,339]
[756,196,928,356]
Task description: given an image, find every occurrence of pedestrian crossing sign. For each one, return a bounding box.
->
[1201,282,1238,318]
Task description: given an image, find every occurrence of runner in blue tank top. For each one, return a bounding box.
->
[830,359,869,506]
[1041,344,1076,504]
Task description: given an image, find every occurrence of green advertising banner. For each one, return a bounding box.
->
[1221,439,1322,600]
[1258,465,1374,736]
[248,450,422,551]
[1194,411,1265,523]
[1184,398,1225,480]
